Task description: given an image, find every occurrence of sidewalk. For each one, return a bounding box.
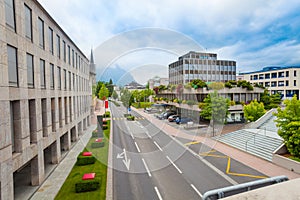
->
[30,99,104,199]
[133,107,300,180]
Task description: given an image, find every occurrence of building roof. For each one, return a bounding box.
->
[240,66,300,75]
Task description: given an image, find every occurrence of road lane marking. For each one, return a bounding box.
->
[166,156,182,174]
[134,142,141,153]
[154,186,163,200]
[145,131,152,138]
[154,141,163,151]
[142,158,152,177]
[184,141,201,146]
[191,184,202,198]
[200,152,268,179]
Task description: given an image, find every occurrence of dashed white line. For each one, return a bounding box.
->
[154,186,163,200]
[190,184,203,198]
[145,131,152,138]
[166,156,182,174]
[154,141,163,151]
[134,142,141,153]
[142,158,152,177]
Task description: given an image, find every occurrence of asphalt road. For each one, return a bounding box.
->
[111,103,267,200]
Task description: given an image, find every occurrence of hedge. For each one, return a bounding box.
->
[75,178,101,193]
[76,155,96,166]
[91,141,105,148]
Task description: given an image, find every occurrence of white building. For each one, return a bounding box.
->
[241,66,300,99]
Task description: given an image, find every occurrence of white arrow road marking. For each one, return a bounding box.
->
[117,149,131,170]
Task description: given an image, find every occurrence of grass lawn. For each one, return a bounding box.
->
[55,120,110,200]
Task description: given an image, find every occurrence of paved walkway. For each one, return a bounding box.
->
[133,107,300,180]
[30,98,103,199]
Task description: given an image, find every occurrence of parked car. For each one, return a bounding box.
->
[168,114,180,122]
[175,117,193,124]
[157,111,176,120]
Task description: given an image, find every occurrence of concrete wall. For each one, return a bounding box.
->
[272,144,300,174]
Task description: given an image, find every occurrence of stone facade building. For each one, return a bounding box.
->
[0,0,94,199]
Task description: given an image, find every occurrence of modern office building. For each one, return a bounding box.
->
[0,0,94,199]
[240,66,300,99]
[169,51,236,85]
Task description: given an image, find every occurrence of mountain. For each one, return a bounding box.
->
[96,64,136,86]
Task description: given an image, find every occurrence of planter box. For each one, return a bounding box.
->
[272,144,300,174]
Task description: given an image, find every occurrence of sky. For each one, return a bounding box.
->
[38,0,300,84]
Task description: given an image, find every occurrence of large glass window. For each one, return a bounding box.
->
[27,53,34,88]
[40,59,46,88]
[48,27,53,54]
[7,45,18,87]
[24,4,32,40]
[56,35,60,58]
[38,18,44,48]
[50,63,54,89]
[5,0,16,30]
[64,69,67,90]
[68,45,71,64]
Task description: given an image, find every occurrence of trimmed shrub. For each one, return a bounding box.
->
[126,115,135,121]
[91,141,105,148]
[76,155,96,166]
[92,131,102,138]
[124,113,131,117]
[75,178,101,193]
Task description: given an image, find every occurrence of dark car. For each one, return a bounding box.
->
[168,114,180,122]
[175,117,193,124]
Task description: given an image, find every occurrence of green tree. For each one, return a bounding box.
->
[200,91,230,136]
[94,81,104,98]
[190,79,207,89]
[120,89,133,108]
[243,100,266,122]
[207,82,225,90]
[105,79,114,97]
[112,90,118,100]
[98,84,109,100]
[260,90,282,109]
[274,95,300,157]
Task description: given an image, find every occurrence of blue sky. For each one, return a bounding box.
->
[39,0,300,84]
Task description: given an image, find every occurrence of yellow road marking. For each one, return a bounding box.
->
[184,141,201,146]
[200,151,268,179]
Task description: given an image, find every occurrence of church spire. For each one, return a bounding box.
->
[90,48,94,64]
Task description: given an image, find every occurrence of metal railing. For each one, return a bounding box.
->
[202,175,288,200]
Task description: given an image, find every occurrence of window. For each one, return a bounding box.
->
[294,80,297,86]
[72,49,74,67]
[5,0,16,30]
[68,45,71,64]
[7,45,18,87]
[278,72,284,78]
[48,27,53,54]
[278,81,284,87]
[294,70,297,77]
[50,63,54,89]
[24,4,32,40]
[265,82,270,87]
[56,35,60,58]
[271,72,277,78]
[286,71,289,77]
[64,69,67,90]
[40,59,46,88]
[271,81,277,87]
[57,66,61,89]
[259,74,264,80]
[253,75,258,80]
[69,71,71,90]
[63,40,66,62]
[38,18,44,48]
[27,53,34,88]
[265,73,270,79]
[286,80,289,86]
